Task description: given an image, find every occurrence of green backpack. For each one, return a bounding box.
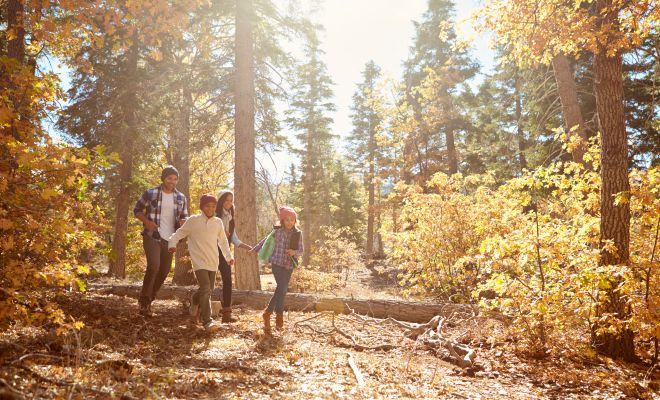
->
[257,228,302,267]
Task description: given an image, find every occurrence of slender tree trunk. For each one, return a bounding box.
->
[514,71,527,171]
[366,123,375,261]
[234,0,260,290]
[552,53,588,164]
[108,40,139,279]
[591,0,634,361]
[171,86,195,285]
[302,149,313,267]
[445,129,458,175]
[376,190,384,258]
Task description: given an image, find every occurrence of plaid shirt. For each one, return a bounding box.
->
[133,185,189,239]
[254,227,303,269]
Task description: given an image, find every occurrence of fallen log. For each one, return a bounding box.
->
[88,283,477,323]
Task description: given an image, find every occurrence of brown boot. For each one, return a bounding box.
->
[262,310,272,335]
[275,313,284,331]
[221,307,238,323]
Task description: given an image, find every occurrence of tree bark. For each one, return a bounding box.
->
[171,85,195,285]
[591,0,634,361]
[90,283,477,323]
[234,0,260,289]
[108,40,139,279]
[552,53,588,164]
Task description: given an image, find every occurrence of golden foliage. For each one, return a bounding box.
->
[476,0,660,65]
[0,58,112,330]
[385,137,659,355]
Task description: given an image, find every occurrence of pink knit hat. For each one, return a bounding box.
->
[279,206,297,221]
[199,193,217,209]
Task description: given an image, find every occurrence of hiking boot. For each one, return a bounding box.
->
[221,307,238,323]
[188,296,200,321]
[275,312,284,331]
[139,303,152,317]
[203,320,219,333]
[262,310,272,335]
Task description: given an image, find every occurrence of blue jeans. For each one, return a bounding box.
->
[266,265,293,313]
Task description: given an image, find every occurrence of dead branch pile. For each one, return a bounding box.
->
[293,307,477,369]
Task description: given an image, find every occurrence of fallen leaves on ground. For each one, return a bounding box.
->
[0,291,657,399]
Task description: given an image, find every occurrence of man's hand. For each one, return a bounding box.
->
[145,220,158,232]
[168,247,176,253]
[228,259,235,266]
[286,249,296,257]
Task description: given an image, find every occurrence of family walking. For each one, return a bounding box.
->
[132,166,303,334]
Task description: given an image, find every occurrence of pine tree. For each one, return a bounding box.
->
[285,24,335,266]
[402,0,477,180]
[348,61,385,259]
[329,159,366,246]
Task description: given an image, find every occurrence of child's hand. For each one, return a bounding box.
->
[286,249,295,257]
[168,247,176,253]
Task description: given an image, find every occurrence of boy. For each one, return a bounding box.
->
[167,194,233,332]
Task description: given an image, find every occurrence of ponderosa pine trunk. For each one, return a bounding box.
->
[592,0,634,361]
[171,86,195,285]
[552,53,588,164]
[108,40,139,279]
[234,0,260,290]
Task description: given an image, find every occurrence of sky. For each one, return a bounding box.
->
[267,0,495,178]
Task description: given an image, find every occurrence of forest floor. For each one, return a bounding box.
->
[0,263,658,399]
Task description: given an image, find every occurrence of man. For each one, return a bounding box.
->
[133,166,188,316]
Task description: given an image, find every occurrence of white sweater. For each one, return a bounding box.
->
[167,214,233,272]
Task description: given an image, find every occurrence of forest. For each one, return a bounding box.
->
[0,0,658,398]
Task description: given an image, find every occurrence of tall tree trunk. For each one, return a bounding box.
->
[366,122,375,261]
[108,40,139,279]
[171,86,195,285]
[591,0,634,361]
[552,53,588,164]
[514,71,528,171]
[234,0,260,290]
[445,129,458,175]
[7,0,25,62]
[302,150,312,267]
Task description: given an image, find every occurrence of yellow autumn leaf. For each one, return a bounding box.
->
[41,188,60,200]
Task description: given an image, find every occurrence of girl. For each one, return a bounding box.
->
[252,206,303,335]
[215,190,254,323]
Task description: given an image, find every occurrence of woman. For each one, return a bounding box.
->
[215,190,253,323]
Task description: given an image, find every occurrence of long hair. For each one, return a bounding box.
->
[216,190,235,236]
